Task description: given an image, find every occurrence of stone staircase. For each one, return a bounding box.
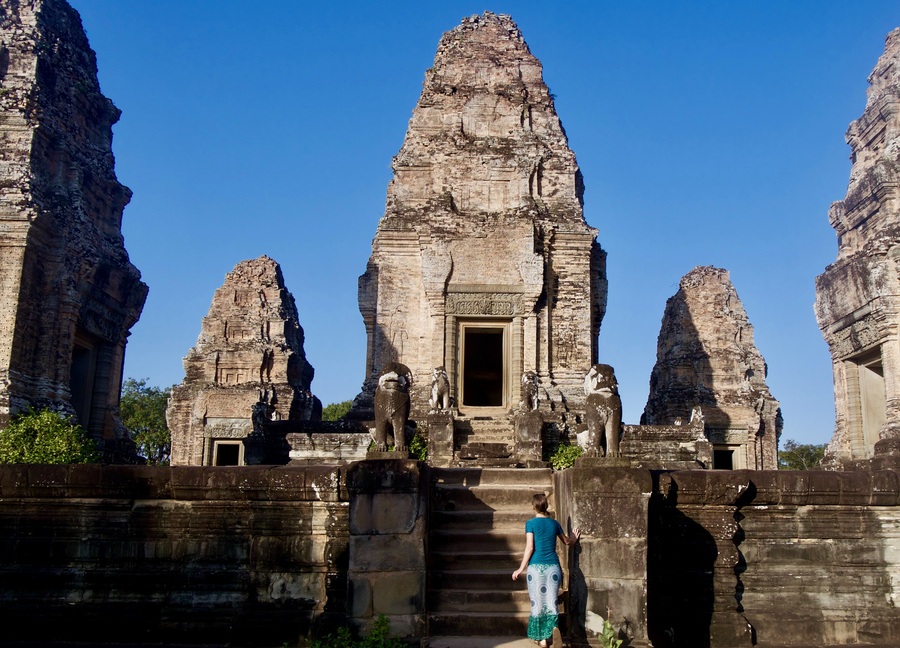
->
[454,416,517,466]
[427,467,556,637]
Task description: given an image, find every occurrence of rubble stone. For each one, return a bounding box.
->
[815,28,900,465]
[356,12,607,429]
[0,0,147,458]
[643,266,781,470]
[168,256,320,466]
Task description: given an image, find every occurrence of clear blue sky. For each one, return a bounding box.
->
[69,1,898,445]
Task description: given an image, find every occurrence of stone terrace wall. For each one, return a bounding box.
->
[650,469,900,647]
[1,464,899,646]
[0,465,348,646]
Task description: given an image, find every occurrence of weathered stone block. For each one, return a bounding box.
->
[372,571,425,615]
[350,492,418,535]
[346,459,422,493]
[349,535,426,572]
[577,539,647,580]
[349,577,373,618]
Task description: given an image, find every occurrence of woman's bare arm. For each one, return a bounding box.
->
[559,527,581,546]
[512,532,535,580]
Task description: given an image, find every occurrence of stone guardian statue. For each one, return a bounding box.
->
[374,363,412,451]
[582,364,623,457]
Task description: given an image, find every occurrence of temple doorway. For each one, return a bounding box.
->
[460,324,507,408]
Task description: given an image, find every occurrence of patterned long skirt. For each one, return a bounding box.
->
[526,562,561,641]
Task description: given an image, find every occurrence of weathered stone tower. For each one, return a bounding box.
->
[0,0,147,457]
[643,266,781,469]
[168,256,320,466]
[816,29,900,465]
[357,13,606,432]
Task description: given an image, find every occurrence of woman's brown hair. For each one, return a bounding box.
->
[532,493,549,514]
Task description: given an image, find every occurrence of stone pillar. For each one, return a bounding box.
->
[346,459,428,639]
[515,410,543,465]
[876,333,900,456]
[553,467,652,647]
[445,315,458,404]
[428,412,454,468]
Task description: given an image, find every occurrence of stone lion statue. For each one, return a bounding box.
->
[374,362,412,451]
[582,364,623,457]
[429,366,451,411]
[520,371,539,411]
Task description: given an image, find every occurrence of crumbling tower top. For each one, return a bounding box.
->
[385,11,585,220]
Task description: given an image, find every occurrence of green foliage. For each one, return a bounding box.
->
[322,400,353,422]
[365,430,428,462]
[409,430,427,461]
[778,439,827,470]
[599,617,623,648]
[120,378,171,465]
[0,409,98,464]
[548,441,583,470]
[311,614,405,648]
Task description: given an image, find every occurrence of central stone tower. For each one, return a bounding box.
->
[357,13,606,437]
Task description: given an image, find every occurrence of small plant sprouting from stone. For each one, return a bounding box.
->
[548,441,583,470]
[310,614,405,648]
[366,430,428,462]
[599,610,623,648]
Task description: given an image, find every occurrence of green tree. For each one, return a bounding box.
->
[0,409,98,464]
[322,400,353,421]
[120,378,171,465]
[778,439,827,470]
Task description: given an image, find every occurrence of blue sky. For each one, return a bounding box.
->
[69,1,898,445]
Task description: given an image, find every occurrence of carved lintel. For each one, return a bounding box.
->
[446,292,523,316]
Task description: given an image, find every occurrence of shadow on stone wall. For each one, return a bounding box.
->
[647,477,717,648]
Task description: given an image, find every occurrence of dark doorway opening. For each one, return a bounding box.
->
[463,327,504,407]
[214,442,241,466]
[70,341,94,428]
[713,449,734,470]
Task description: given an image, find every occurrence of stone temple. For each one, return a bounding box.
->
[2,6,900,648]
[0,0,146,458]
[167,256,320,466]
[816,28,900,467]
[643,266,782,470]
[356,13,606,456]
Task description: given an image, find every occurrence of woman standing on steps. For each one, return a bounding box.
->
[512,493,581,647]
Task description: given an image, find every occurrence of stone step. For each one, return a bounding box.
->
[433,468,552,487]
[429,549,521,571]
[430,529,521,553]
[454,456,522,468]
[429,569,520,592]
[431,509,535,531]
[458,442,514,460]
[433,484,551,511]
[428,611,530,636]
[427,588,531,613]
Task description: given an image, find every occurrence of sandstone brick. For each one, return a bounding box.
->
[355,12,606,435]
[0,0,146,457]
[643,266,781,470]
[816,29,900,466]
[168,256,320,466]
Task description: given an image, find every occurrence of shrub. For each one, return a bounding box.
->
[409,430,428,461]
[0,409,98,464]
[548,441,583,470]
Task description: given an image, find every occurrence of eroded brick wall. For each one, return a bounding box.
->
[0,464,348,645]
